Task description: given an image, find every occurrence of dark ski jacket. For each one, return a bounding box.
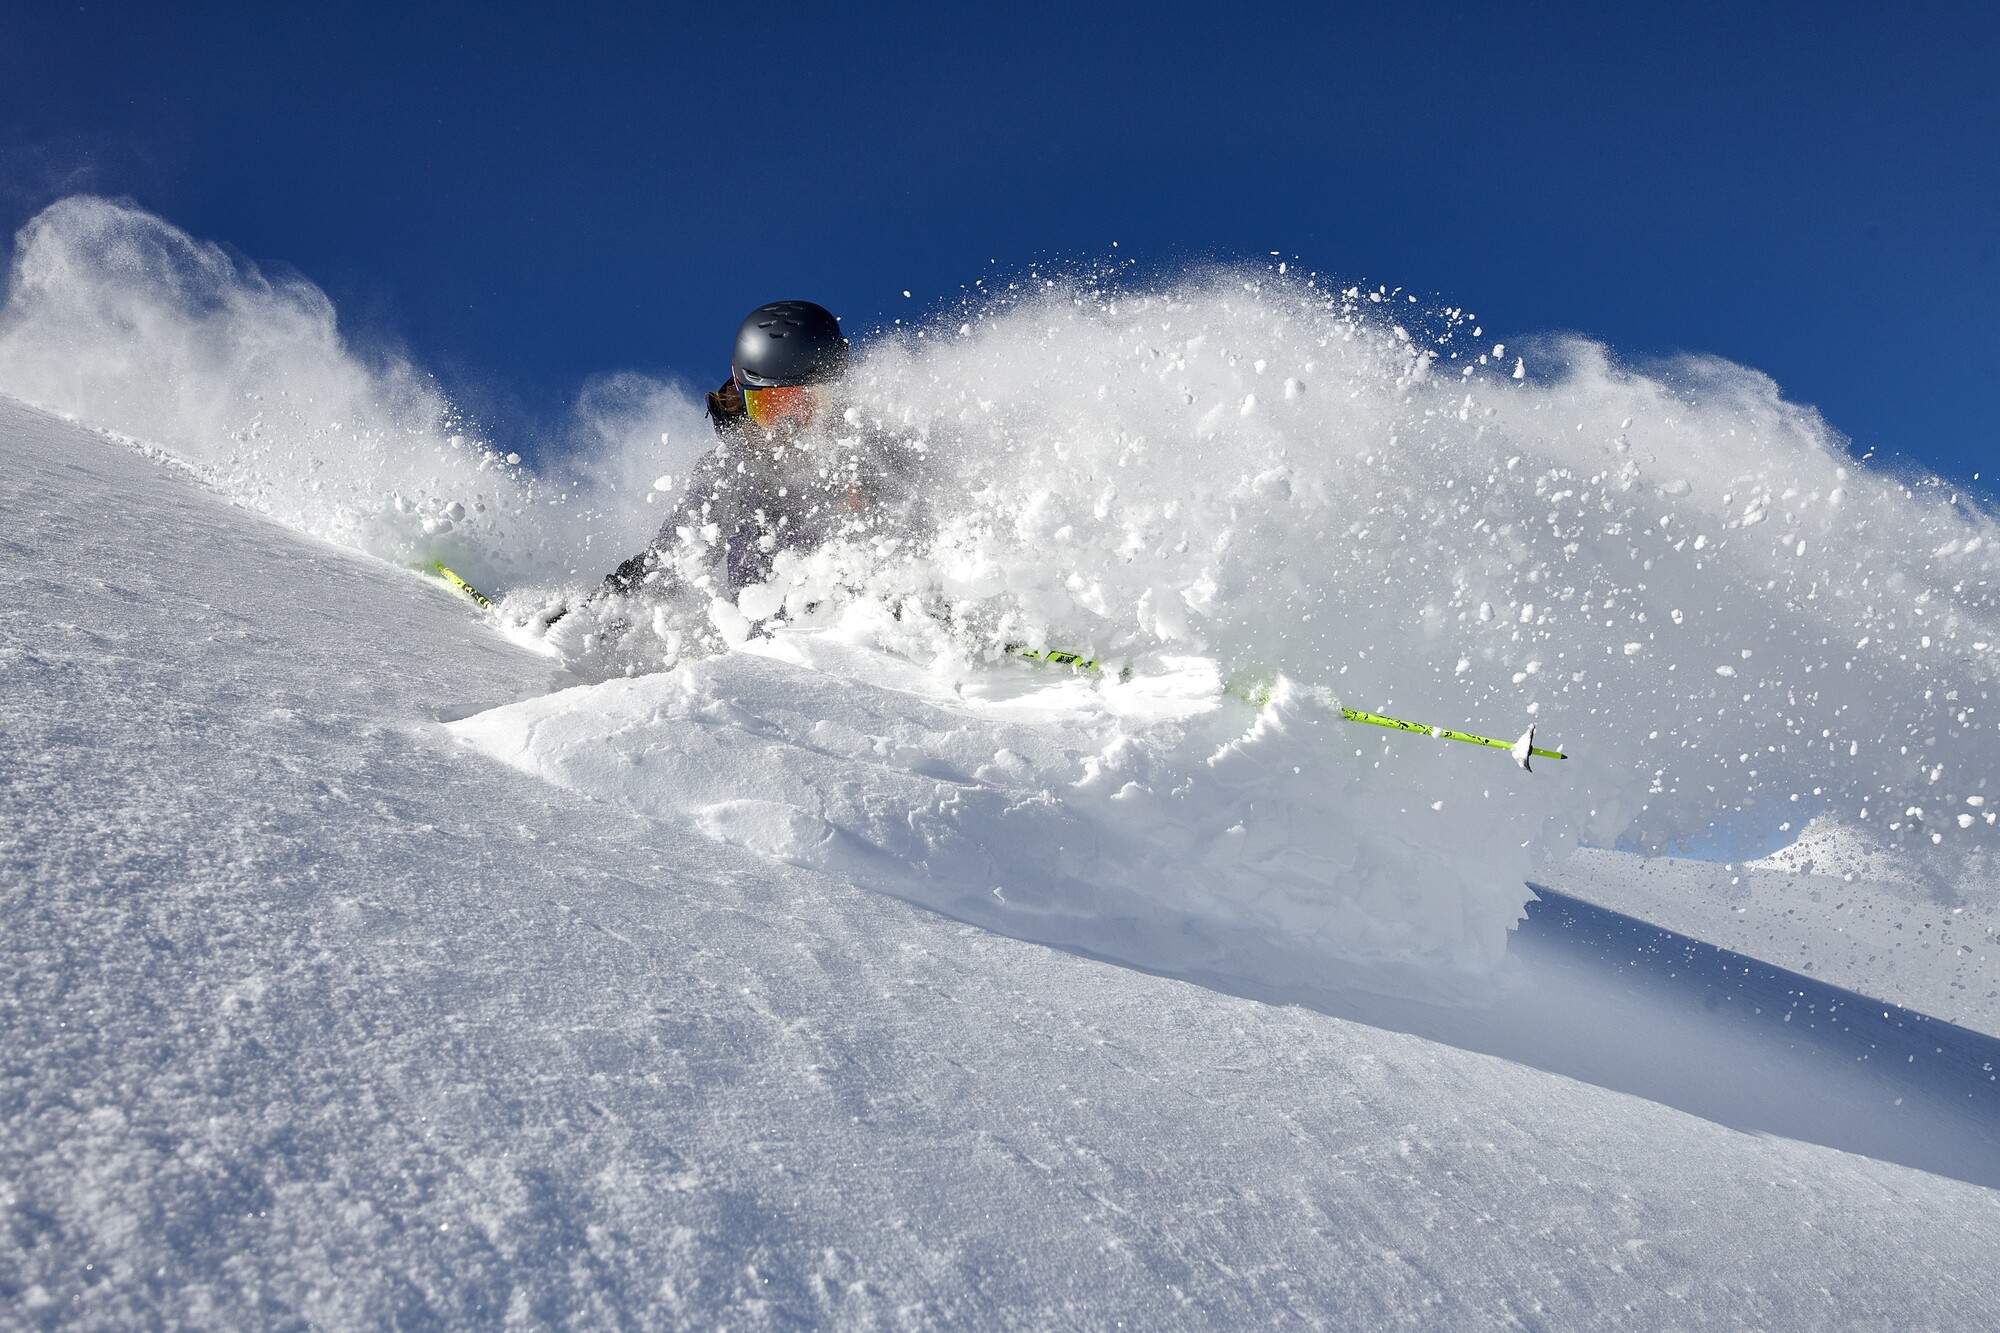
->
[603,378,916,598]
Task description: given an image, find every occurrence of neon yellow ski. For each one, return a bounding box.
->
[430,561,492,610]
[1005,644,1107,671]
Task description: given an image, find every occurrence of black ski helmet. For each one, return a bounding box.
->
[732,300,848,388]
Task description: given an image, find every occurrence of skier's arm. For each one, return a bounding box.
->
[601,380,749,596]
[601,437,739,596]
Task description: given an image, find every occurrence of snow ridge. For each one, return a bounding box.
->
[452,630,1550,998]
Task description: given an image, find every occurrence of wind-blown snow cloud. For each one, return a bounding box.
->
[0,196,694,587]
[831,271,2000,890]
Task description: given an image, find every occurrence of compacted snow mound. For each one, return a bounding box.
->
[451,630,1563,999]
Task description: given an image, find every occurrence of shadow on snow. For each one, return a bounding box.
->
[1132,886,2000,1192]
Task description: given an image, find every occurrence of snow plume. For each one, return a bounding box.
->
[829,270,2000,893]
[477,270,2000,998]
[0,196,687,588]
[8,198,1998,996]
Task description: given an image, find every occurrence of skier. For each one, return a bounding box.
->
[603,299,898,598]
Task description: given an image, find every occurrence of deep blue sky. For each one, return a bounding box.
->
[4,1,1995,481]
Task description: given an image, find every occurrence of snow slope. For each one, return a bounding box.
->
[7,386,2000,1325]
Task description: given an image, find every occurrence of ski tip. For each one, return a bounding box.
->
[431,560,493,610]
[1511,724,1536,772]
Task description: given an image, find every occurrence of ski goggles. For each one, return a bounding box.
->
[739,382,823,431]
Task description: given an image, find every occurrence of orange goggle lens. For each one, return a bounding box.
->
[741,383,821,429]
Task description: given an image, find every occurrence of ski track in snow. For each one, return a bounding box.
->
[7,388,2000,1324]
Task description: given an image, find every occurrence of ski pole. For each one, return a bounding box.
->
[1007,645,1566,770]
[1339,708,1566,771]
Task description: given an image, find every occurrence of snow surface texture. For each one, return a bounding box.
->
[8,378,2000,1327]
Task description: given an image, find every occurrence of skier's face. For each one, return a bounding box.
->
[741,383,825,439]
